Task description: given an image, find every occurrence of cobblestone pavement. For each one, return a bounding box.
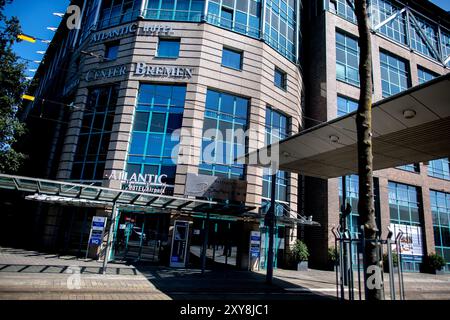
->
[1,247,449,300]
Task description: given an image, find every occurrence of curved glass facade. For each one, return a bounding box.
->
[206,0,261,39]
[144,0,204,22]
[79,0,300,62]
[263,0,297,61]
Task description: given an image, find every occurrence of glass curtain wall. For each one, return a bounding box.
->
[72,86,119,184]
[145,0,204,22]
[262,107,289,216]
[98,0,142,29]
[388,181,423,272]
[126,84,187,195]
[329,0,450,66]
[430,190,450,272]
[206,0,262,38]
[199,89,249,180]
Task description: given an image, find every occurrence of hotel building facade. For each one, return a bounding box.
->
[4,0,450,272]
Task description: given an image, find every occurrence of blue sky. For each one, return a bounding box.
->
[4,0,70,77]
[4,0,450,77]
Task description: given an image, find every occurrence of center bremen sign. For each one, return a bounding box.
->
[134,62,194,79]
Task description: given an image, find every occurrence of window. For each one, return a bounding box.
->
[262,107,289,216]
[221,6,234,29]
[263,0,297,61]
[409,14,439,60]
[157,38,181,58]
[337,95,358,117]
[222,47,243,70]
[274,68,287,90]
[146,0,204,21]
[370,0,407,45]
[72,86,118,183]
[105,42,119,61]
[200,89,249,180]
[418,66,438,85]
[389,181,423,272]
[428,158,450,180]
[397,164,420,173]
[99,0,141,29]
[380,51,410,97]
[334,0,356,23]
[430,190,450,272]
[127,84,187,195]
[328,0,448,66]
[336,31,360,86]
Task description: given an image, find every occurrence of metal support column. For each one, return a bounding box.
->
[265,172,277,285]
[201,212,210,275]
[102,202,118,275]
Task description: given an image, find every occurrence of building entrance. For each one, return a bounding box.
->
[190,217,239,269]
[110,211,170,264]
[260,225,286,270]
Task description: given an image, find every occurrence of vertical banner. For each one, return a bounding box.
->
[170,221,190,268]
[249,231,261,271]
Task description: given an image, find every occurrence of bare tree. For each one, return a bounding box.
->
[354,0,383,300]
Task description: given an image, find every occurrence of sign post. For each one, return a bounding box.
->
[170,220,190,268]
[85,216,107,260]
[249,231,261,271]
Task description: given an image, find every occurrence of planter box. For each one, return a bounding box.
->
[430,269,446,275]
[297,261,308,271]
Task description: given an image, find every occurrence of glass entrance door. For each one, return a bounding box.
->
[260,225,285,270]
[111,211,169,264]
[190,217,239,269]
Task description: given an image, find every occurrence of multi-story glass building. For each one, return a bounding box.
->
[303,0,450,273]
[10,0,303,270]
[3,0,450,273]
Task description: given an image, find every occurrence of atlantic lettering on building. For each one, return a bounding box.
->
[85,65,127,82]
[134,62,194,79]
[90,23,173,43]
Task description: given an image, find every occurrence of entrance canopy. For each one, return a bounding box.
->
[240,74,450,179]
[0,174,254,215]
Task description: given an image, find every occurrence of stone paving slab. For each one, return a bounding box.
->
[1,247,450,300]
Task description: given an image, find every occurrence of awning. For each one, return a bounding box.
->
[240,73,450,179]
[0,174,255,215]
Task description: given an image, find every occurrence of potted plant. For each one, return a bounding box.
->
[423,253,446,275]
[327,247,338,271]
[291,240,309,271]
[382,252,399,273]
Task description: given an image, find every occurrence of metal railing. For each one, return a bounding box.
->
[332,226,405,300]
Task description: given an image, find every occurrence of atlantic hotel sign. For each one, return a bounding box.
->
[91,23,173,43]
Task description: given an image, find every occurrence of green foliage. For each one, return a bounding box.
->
[382,252,399,269]
[328,247,338,263]
[291,240,309,263]
[0,0,28,173]
[425,253,446,272]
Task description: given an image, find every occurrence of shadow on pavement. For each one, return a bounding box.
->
[133,264,337,300]
[0,263,138,275]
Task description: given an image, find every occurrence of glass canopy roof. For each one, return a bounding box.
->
[0,174,256,215]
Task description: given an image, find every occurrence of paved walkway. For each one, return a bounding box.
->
[1,247,449,300]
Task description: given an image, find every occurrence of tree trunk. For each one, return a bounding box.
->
[354,0,382,300]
